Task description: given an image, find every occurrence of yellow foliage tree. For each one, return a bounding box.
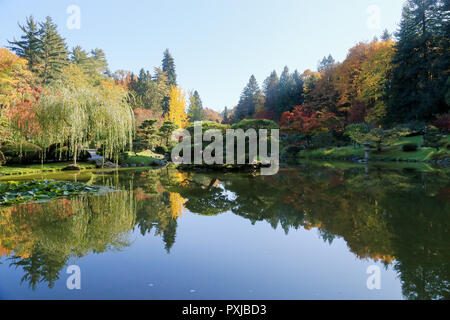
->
[165,85,188,128]
[169,192,186,219]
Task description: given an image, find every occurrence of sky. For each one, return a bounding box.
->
[0,0,405,112]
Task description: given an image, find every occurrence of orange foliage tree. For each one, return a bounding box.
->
[204,107,223,123]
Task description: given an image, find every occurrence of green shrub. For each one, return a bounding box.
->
[402,143,418,152]
[117,152,129,164]
[423,125,447,150]
[231,119,279,131]
[155,145,168,155]
[185,121,229,135]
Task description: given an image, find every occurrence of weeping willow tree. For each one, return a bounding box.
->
[38,82,134,165]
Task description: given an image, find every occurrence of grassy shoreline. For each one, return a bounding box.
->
[0,162,97,177]
[297,136,450,164]
[0,150,167,179]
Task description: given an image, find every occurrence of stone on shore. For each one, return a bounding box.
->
[62,164,82,171]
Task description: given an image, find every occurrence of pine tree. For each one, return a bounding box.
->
[387,0,449,122]
[263,70,280,114]
[187,90,205,122]
[38,16,68,83]
[222,106,229,124]
[292,70,305,107]
[70,45,110,80]
[8,16,42,73]
[136,68,149,97]
[162,49,177,86]
[90,48,108,75]
[277,66,304,116]
[71,46,89,65]
[234,75,264,120]
[381,29,392,41]
[318,55,336,72]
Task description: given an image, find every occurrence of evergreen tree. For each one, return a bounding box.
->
[128,72,138,92]
[70,45,110,80]
[387,0,450,122]
[90,48,108,75]
[222,106,229,124]
[187,90,205,122]
[318,54,336,72]
[381,29,392,41]
[70,46,89,65]
[263,70,280,114]
[38,16,68,83]
[292,70,305,106]
[8,16,42,73]
[234,75,264,120]
[136,68,149,97]
[277,66,304,116]
[162,49,177,86]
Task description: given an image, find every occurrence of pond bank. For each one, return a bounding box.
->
[0,162,96,177]
[297,145,450,168]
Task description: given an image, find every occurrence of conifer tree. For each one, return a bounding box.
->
[234,75,264,120]
[381,29,392,41]
[263,71,280,114]
[38,16,68,83]
[162,49,177,86]
[8,16,42,73]
[90,48,108,75]
[187,90,205,122]
[387,0,449,122]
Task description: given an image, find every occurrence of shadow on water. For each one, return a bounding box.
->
[0,163,449,299]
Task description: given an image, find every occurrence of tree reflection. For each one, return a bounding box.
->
[168,164,450,300]
[0,165,448,299]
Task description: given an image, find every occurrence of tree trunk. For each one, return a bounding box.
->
[73,144,78,165]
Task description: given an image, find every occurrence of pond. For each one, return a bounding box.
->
[0,163,449,300]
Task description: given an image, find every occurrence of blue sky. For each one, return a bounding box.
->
[0,0,404,111]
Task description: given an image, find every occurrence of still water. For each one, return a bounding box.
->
[0,163,448,300]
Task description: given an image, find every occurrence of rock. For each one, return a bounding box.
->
[104,161,119,169]
[152,159,168,167]
[62,164,81,171]
[94,159,119,168]
[94,159,103,168]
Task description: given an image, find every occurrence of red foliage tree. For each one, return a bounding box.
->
[5,87,42,139]
[280,105,341,145]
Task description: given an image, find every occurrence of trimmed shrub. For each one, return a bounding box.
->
[155,145,168,155]
[117,152,129,165]
[185,121,229,136]
[231,119,279,131]
[402,143,418,152]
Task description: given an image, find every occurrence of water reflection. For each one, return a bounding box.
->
[0,164,449,299]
